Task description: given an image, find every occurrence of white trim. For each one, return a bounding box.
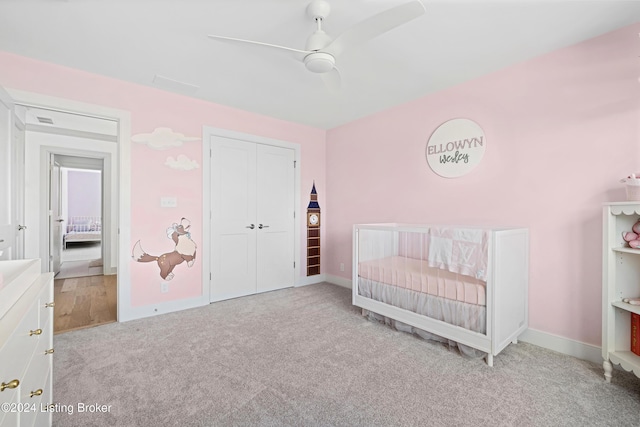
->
[518,328,602,365]
[325,274,352,289]
[7,89,133,323]
[296,273,327,287]
[202,126,301,303]
[32,141,115,271]
[118,295,210,322]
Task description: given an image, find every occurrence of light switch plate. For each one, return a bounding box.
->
[160,197,177,208]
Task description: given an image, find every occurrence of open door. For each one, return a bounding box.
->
[49,154,63,274]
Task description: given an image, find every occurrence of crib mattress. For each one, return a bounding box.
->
[358,256,486,306]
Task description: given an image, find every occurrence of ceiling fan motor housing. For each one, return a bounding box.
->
[306,0,331,20]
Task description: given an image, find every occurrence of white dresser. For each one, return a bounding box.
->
[0,259,54,427]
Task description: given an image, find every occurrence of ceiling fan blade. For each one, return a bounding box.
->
[208,34,311,61]
[323,1,426,57]
[320,67,341,92]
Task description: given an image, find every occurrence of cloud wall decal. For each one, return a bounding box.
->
[132,127,200,150]
[166,154,199,171]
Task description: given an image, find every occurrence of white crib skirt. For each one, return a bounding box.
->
[358,278,487,358]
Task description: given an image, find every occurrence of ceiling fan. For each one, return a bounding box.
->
[208,0,426,90]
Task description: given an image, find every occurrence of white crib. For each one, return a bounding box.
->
[352,223,529,366]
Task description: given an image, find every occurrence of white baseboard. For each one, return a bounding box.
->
[296,274,327,287]
[325,274,352,289]
[119,296,209,323]
[518,328,602,365]
[320,275,603,365]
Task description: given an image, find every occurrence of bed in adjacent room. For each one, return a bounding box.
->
[64,216,102,249]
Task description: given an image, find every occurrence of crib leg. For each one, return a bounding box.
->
[486,353,493,367]
[512,338,518,344]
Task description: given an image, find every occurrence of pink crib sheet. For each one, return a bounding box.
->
[358,256,486,306]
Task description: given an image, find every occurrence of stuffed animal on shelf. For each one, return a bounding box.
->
[622,219,640,248]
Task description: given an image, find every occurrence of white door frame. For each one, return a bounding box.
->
[11,113,26,259]
[202,126,301,302]
[9,89,131,322]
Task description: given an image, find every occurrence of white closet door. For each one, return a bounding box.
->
[256,144,295,292]
[211,137,258,301]
[210,137,295,302]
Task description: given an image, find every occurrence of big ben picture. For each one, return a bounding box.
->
[306,182,321,276]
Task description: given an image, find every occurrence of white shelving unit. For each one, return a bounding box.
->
[602,202,640,382]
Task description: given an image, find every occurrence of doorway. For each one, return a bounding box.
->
[19,105,119,333]
[53,155,104,279]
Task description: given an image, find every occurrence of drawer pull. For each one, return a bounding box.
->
[29,329,43,336]
[45,302,55,308]
[44,348,54,355]
[30,389,43,398]
[0,379,19,392]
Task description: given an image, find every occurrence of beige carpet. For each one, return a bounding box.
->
[52,283,640,426]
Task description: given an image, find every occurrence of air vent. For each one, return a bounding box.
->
[36,116,54,125]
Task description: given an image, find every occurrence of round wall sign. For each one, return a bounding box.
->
[425,118,486,178]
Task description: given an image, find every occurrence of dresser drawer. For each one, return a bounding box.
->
[20,364,51,427]
[32,372,52,427]
[0,297,41,389]
[0,384,19,427]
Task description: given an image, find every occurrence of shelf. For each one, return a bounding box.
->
[609,351,640,378]
[603,203,640,382]
[608,203,640,216]
[612,247,640,255]
[612,301,640,315]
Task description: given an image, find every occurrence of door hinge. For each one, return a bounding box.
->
[293,160,296,168]
[210,272,212,280]
[293,261,296,268]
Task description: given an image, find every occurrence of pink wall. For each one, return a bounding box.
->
[325,23,640,347]
[0,51,326,308]
[67,170,101,217]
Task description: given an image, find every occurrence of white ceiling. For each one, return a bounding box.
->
[1,0,639,129]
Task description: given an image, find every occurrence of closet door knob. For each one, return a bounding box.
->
[246,224,255,229]
[45,348,54,355]
[29,329,42,336]
[45,302,55,308]
[1,379,19,391]
[18,224,27,230]
[30,389,43,398]
[258,224,270,229]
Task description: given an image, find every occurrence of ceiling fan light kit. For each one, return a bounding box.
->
[208,0,426,89]
[304,52,335,73]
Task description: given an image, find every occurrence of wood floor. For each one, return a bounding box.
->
[54,274,117,334]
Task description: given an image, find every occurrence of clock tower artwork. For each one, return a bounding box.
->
[306,182,321,276]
